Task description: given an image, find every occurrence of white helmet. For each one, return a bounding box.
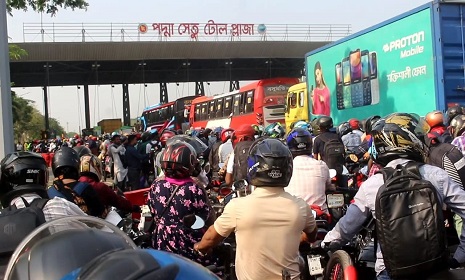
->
[79,154,103,181]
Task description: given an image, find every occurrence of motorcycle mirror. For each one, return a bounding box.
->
[311,210,317,218]
[105,209,123,226]
[342,165,349,175]
[204,162,211,174]
[329,169,337,179]
[191,215,205,230]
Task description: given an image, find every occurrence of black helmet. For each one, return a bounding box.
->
[161,142,199,179]
[364,115,381,135]
[166,135,208,170]
[316,116,333,130]
[337,122,352,137]
[61,249,220,280]
[450,114,465,138]
[371,113,429,166]
[5,216,137,280]
[73,146,92,158]
[446,105,465,126]
[0,152,48,207]
[286,128,313,157]
[52,146,80,177]
[310,118,321,136]
[247,138,293,187]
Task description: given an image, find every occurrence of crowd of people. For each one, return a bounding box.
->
[4,106,465,279]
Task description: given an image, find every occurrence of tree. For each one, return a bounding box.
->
[7,0,88,16]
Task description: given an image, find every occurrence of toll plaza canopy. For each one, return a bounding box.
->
[10,22,351,87]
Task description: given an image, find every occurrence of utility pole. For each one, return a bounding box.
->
[0,0,15,158]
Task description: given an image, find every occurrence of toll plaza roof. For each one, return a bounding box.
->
[9,41,329,87]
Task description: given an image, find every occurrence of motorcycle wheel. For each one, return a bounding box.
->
[323,250,357,280]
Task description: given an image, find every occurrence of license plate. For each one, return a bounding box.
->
[308,255,323,276]
[327,194,344,208]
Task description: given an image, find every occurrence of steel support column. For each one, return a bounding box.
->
[160,82,168,104]
[122,84,131,126]
[83,85,91,129]
[229,81,240,92]
[43,86,50,131]
[195,82,205,96]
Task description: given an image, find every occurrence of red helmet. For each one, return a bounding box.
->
[220,128,234,143]
[74,134,80,139]
[348,118,360,130]
[231,124,255,146]
[160,130,176,147]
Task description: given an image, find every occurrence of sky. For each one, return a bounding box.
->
[7,0,431,133]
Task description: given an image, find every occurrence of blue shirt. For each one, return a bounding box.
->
[323,158,465,274]
[125,145,146,169]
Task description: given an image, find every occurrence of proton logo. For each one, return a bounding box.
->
[27,169,40,174]
[297,143,306,149]
[4,223,16,235]
[383,44,390,52]
[268,169,282,179]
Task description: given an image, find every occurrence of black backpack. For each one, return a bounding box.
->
[321,135,345,174]
[233,141,254,181]
[0,198,48,257]
[375,162,448,279]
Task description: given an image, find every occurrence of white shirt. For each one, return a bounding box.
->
[218,140,233,169]
[286,155,331,213]
[226,152,235,174]
[110,144,128,182]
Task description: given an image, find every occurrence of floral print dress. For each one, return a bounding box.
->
[148,177,216,266]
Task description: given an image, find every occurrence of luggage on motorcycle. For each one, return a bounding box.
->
[0,198,48,256]
[375,161,448,279]
[233,141,254,181]
[427,141,465,188]
[320,135,345,175]
[47,180,91,214]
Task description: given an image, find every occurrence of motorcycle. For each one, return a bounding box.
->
[326,169,358,228]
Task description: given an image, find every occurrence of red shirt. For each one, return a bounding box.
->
[79,175,133,212]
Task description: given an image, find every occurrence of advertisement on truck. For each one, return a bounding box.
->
[306,8,436,124]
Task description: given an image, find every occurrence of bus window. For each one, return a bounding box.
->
[169,105,174,117]
[298,91,305,107]
[160,108,167,121]
[244,90,254,113]
[224,96,232,117]
[233,94,242,115]
[289,92,297,108]
[201,102,208,120]
[195,104,201,121]
[209,101,215,120]
[215,98,224,118]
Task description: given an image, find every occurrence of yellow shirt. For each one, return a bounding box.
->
[214,187,316,280]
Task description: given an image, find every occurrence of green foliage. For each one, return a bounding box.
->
[9,44,27,60]
[7,0,88,16]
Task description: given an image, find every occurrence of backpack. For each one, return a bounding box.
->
[320,135,345,174]
[428,142,465,188]
[0,198,48,257]
[233,141,254,181]
[375,161,448,279]
[47,180,90,214]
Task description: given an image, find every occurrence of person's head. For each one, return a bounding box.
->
[371,113,429,166]
[449,114,465,138]
[446,105,465,126]
[127,135,138,146]
[73,146,92,158]
[161,142,199,179]
[337,122,352,137]
[85,140,98,156]
[160,130,176,148]
[348,118,360,130]
[425,110,444,129]
[364,115,381,135]
[247,138,293,188]
[314,61,326,87]
[111,134,121,145]
[0,152,48,207]
[316,116,333,132]
[220,128,234,143]
[310,118,321,136]
[262,122,285,139]
[79,154,103,182]
[231,124,255,147]
[141,132,151,142]
[52,146,80,180]
[286,128,313,157]
[165,135,207,174]
[211,127,223,140]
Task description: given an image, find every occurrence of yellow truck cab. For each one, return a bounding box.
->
[285,82,308,132]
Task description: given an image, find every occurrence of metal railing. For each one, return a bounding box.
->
[22,22,351,43]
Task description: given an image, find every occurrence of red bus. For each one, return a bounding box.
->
[141,96,196,132]
[189,78,299,130]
